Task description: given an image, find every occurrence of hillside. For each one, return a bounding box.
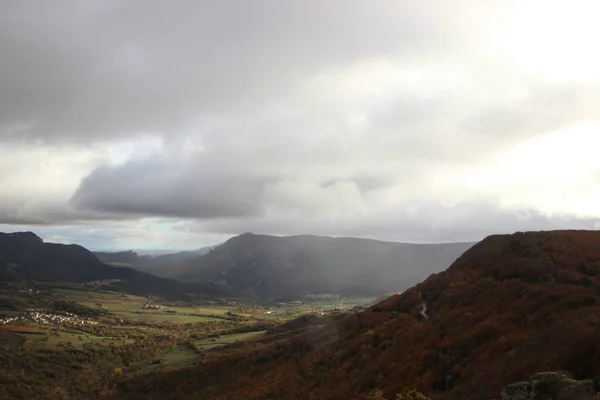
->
[119,230,600,400]
[93,250,153,266]
[154,233,474,298]
[94,247,214,270]
[0,232,194,294]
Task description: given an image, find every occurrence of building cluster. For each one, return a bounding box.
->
[142,303,162,309]
[85,279,122,288]
[0,316,19,325]
[302,293,342,301]
[0,309,98,326]
[314,306,347,315]
[276,300,304,307]
[0,283,43,295]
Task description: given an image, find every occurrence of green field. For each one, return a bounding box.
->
[115,311,222,323]
[303,297,375,307]
[15,331,121,349]
[155,344,203,367]
[194,330,267,350]
[55,289,235,323]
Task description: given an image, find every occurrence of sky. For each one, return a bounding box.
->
[1,0,600,250]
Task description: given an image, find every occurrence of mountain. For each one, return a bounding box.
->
[93,250,153,266]
[152,233,475,298]
[94,246,215,269]
[143,246,214,266]
[0,232,194,294]
[120,230,600,399]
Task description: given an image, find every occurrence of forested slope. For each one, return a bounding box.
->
[118,230,600,400]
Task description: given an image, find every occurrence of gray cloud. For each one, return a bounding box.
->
[0,0,453,143]
[461,83,600,138]
[195,200,600,243]
[70,160,267,219]
[1,0,600,248]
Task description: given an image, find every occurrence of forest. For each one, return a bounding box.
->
[115,231,600,400]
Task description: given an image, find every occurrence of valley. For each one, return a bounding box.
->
[0,278,374,399]
[4,1,599,398]
[3,230,600,399]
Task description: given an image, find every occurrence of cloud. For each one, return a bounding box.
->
[1,0,600,248]
[461,82,600,138]
[191,200,600,243]
[0,221,230,251]
[0,0,460,143]
[70,160,267,219]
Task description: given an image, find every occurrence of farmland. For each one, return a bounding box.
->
[58,289,236,322]
[0,282,278,398]
[0,281,375,399]
[194,330,267,350]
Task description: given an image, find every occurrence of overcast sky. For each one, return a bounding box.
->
[1,0,599,250]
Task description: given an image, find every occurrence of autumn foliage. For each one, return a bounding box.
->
[0,325,44,334]
[118,230,600,400]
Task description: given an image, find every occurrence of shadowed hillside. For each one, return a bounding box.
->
[118,230,600,400]
[153,233,474,298]
[94,247,215,269]
[0,232,197,294]
[93,250,153,266]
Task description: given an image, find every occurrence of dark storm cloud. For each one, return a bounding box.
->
[70,159,267,219]
[0,201,136,225]
[0,0,447,143]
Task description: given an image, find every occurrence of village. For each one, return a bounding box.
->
[262,297,356,317]
[0,309,98,326]
[85,278,122,289]
[142,302,162,310]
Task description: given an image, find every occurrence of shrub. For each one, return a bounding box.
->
[396,388,430,400]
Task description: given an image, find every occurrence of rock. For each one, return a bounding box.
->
[499,371,598,400]
[500,382,531,400]
[553,379,597,400]
[530,371,573,382]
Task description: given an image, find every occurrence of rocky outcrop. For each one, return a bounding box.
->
[499,371,598,400]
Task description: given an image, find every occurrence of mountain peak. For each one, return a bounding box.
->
[446,230,600,284]
[162,233,475,298]
[1,231,44,244]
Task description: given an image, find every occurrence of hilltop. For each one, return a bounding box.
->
[151,233,474,299]
[93,250,153,266]
[119,230,600,399]
[0,232,196,294]
[94,247,214,270]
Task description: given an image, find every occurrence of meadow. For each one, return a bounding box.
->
[194,330,267,350]
[0,283,371,399]
[57,288,235,323]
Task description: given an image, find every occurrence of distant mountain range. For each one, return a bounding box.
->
[0,232,196,294]
[145,233,475,298]
[94,246,215,269]
[1,231,475,299]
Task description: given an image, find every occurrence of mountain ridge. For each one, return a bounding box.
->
[120,230,600,400]
[151,232,475,298]
[0,231,198,294]
[93,246,215,269]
